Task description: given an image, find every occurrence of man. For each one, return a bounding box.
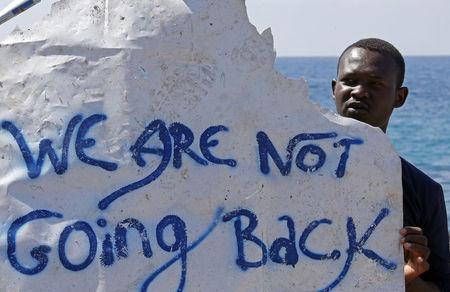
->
[332,38,450,291]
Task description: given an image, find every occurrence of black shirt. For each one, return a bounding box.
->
[402,157,450,291]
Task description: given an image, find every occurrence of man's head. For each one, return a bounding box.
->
[332,38,409,132]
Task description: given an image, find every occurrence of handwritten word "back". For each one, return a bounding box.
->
[6,206,395,292]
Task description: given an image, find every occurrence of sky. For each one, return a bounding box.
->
[1,0,450,56]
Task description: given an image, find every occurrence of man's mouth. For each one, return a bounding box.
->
[346,101,369,112]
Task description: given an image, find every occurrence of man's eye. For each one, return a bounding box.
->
[342,79,357,86]
[370,81,383,87]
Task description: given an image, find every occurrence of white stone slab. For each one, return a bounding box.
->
[0,0,404,291]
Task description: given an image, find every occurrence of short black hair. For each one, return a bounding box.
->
[337,38,406,87]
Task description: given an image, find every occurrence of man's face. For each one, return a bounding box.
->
[332,47,407,132]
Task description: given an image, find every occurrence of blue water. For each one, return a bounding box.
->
[275,57,450,230]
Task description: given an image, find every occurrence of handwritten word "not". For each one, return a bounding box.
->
[1,113,363,210]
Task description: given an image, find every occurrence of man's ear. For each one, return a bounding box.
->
[331,79,337,99]
[394,86,408,108]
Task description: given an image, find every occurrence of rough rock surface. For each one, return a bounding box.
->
[0,0,404,291]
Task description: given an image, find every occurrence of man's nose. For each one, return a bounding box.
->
[351,84,369,99]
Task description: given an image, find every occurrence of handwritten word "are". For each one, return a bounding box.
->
[1,114,363,210]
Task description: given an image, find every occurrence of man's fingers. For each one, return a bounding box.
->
[400,226,423,236]
[404,242,431,259]
[419,257,430,272]
[408,256,430,273]
[402,227,431,282]
[401,234,428,246]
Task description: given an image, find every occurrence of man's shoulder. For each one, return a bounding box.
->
[400,157,442,193]
[400,158,450,291]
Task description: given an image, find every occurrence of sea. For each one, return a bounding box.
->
[275,56,450,230]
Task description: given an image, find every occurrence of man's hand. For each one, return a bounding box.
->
[400,227,441,292]
[400,226,430,284]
